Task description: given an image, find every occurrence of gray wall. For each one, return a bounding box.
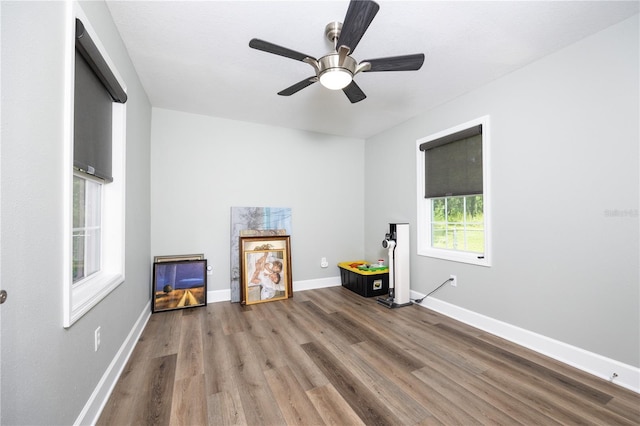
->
[1,1,151,424]
[365,15,639,367]
[150,108,365,289]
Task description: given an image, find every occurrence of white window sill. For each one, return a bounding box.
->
[65,272,124,327]
[417,247,491,267]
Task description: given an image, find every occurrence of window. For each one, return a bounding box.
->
[416,116,490,266]
[63,5,127,327]
[431,195,484,253]
[72,174,102,283]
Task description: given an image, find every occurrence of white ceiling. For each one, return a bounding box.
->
[106,1,639,139]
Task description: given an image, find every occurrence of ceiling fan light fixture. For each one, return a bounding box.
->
[319,68,352,90]
[317,53,357,90]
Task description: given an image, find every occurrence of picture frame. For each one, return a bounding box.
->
[152,259,207,313]
[240,235,292,305]
[153,253,204,263]
[230,206,292,303]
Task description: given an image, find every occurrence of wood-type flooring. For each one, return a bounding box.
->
[98,286,640,425]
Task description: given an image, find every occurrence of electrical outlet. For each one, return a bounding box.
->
[450,275,457,287]
[94,326,101,352]
[320,257,329,268]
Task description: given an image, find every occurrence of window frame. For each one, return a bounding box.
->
[63,2,127,328]
[416,116,491,267]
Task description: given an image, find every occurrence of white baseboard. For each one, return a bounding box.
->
[75,302,152,426]
[208,288,231,303]
[207,276,342,303]
[294,276,342,292]
[412,291,640,394]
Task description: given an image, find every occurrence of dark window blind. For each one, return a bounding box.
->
[419,125,482,198]
[73,19,127,183]
[75,19,127,103]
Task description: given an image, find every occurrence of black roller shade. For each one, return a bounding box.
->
[75,19,127,103]
[420,125,483,198]
[74,19,127,183]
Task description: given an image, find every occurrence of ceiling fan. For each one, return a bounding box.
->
[249,0,425,104]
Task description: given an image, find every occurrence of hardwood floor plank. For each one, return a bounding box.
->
[400,316,492,374]
[404,340,562,425]
[306,384,366,426]
[300,288,342,314]
[243,308,290,371]
[96,348,150,425]
[387,299,444,326]
[478,361,632,425]
[265,298,318,345]
[201,327,236,395]
[348,341,440,409]
[218,300,252,335]
[141,309,183,359]
[358,306,491,377]
[261,308,329,391]
[136,354,177,426]
[331,294,491,377]
[606,396,640,424]
[402,368,484,425]
[413,363,526,425]
[447,326,637,425]
[325,340,436,425]
[175,311,204,380]
[226,331,287,425]
[301,340,402,425]
[331,310,426,373]
[352,340,554,426]
[97,354,177,426]
[437,322,614,405]
[264,365,326,425]
[300,301,366,345]
[477,329,640,421]
[169,373,207,426]
[207,391,247,426]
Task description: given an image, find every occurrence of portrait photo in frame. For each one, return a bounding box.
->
[240,236,292,305]
[152,259,207,312]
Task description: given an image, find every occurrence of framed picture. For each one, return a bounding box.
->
[154,253,204,263]
[230,206,292,302]
[240,236,292,305]
[152,259,207,313]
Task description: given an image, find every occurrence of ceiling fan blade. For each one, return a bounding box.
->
[249,38,316,62]
[278,77,317,96]
[362,54,425,72]
[342,80,367,103]
[336,0,380,54]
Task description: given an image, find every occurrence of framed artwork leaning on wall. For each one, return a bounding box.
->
[153,253,204,263]
[240,236,292,305]
[152,259,207,312]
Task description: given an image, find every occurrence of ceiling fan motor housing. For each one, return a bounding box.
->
[318,54,357,90]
